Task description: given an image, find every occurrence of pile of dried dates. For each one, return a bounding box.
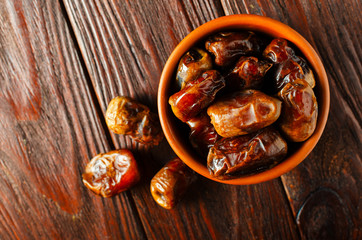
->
[169,31,318,179]
[80,31,318,210]
[82,96,195,209]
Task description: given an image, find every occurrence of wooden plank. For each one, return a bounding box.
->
[63,0,301,239]
[221,0,362,239]
[0,0,146,239]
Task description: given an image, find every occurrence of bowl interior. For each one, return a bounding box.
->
[158,14,330,185]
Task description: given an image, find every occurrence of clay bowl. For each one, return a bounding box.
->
[157,14,330,185]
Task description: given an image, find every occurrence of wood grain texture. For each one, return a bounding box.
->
[62,0,300,239]
[221,0,362,239]
[0,0,145,239]
[2,0,360,239]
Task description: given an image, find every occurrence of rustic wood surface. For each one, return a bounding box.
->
[0,0,146,239]
[0,0,361,239]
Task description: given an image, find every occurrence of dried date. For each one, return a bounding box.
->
[169,70,225,122]
[150,158,196,209]
[207,127,287,178]
[294,57,315,88]
[176,48,213,89]
[186,112,221,156]
[278,78,318,142]
[105,96,163,145]
[205,31,264,67]
[270,58,316,93]
[271,58,304,92]
[226,56,272,90]
[263,38,296,63]
[207,90,281,138]
[82,150,140,198]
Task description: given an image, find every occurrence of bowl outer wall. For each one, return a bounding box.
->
[158,14,330,185]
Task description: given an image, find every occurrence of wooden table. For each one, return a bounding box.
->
[0,0,360,239]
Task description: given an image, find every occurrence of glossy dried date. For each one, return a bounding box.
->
[226,56,272,90]
[207,127,287,178]
[207,90,281,138]
[150,158,196,209]
[205,31,264,67]
[82,150,140,197]
[294,57,315,88]
[169,70,225,122]
[270,58,315,92]
[263,38,296,63]
[105,96,163,145]
[176,48,213,89]
[186,112,221,156]
[278,78,318,142]
[271,58,304,92]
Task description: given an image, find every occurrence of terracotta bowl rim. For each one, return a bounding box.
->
[157,14,330,185]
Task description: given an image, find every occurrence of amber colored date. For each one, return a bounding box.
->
[263,38,296,63]
[278,78,318,142]
[169,70,225,122]
[186,112,221,156]
[205,31,264,67]
[176,48,213,89]
[294,57,316,88]
[105,96,163,145]
[82,150,140,198]
[272,58,304,92]
[226,56,273,90]
[207,127,288,178]
[270,58,316,93]
[207,90,281,138]
[150,158,196,209]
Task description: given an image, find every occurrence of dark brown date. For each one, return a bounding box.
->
[207,127,288,178]
[263,38,296,63]
[83,150,140,198]
[207,90,281,138]
[226,56,273,90]
[150,158,196,209]
[186,112,221,156]
[272,58,304,92]
[294,57,316,88]
[270,58,316,92]
[169,70,225,122]
[176,48,213,89]
[278,78,318,142]
[105,96,163,145]
[205,31,264,67]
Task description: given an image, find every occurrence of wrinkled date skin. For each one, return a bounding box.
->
[263,38,296,63]
[226,56,273,90]
[278,79,318,142]
[105,96,163,145]
[82,150,140,198]
[264,38,315,93]
[150,158,196,209]
[205,31,264,67]
[294,57,316,88]
[169,70,225,122]
[272,58,304,92]
[270,58,316,93]
[207,90,282,138]
[186,112,221,156]
[207,127,288,178]
[176,48,213,89]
